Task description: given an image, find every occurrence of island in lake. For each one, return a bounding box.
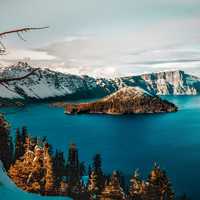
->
[65,86,178,115]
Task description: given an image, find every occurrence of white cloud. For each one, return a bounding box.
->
[1,17,200,78]
[1,48,56,61]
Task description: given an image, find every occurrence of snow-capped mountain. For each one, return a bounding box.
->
[117,70,200,95]
[0,62,200,102]
[0,62,109,100]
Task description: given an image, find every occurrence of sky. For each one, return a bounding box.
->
[0,0,200,77]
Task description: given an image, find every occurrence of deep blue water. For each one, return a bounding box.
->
[1,96,200,199]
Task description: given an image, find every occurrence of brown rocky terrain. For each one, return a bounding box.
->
[65,87,178,115]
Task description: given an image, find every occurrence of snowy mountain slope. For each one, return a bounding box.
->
[0,62,116,101]
[0,62,200,102]
[0,161,72,200]
[0,62,106,100]
[118,70,200,95]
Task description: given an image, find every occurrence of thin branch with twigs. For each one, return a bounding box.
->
[0,26,48,82]
[0,26,49,55]
[0,26,49,37]
[0,68,39,83]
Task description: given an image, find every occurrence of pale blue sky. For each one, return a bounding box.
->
[0,0,200,77]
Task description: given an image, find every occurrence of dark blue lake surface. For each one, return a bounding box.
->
[1,96,200,199]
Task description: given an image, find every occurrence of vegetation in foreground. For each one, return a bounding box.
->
[0,114,190,200]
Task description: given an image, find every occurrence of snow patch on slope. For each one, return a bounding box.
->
[0,84,22,99]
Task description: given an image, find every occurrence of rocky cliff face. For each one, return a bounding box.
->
[118,70,200,95]
[65,87,177,115]
[0,62,199,103]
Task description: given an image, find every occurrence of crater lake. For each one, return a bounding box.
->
[1,96,200,199]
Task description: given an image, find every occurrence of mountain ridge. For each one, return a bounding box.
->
[0,62,199,104]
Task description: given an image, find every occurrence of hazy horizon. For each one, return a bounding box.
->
[0,0,200,78]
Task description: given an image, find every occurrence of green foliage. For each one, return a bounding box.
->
[0,116,13,170]
[0,121,185,200]
[53,150,65,188]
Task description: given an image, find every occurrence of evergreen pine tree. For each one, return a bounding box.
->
[0,115,13,170]
[66,144,80,188]
[100,171,126,200]
[44,143,55,195]
[59,180,69,196]
[144,164,174,200]
[9,136,14,164]
[93,154,103,174]
[80,161,86,177]
[9,137,35,191]
[14,128,23,161]
[21,126,28,155]
[72,180,90,200]
[129,170,144,200]
[21,126,28,144]
[88,164,92,178]
[9,137,45,194]
[53,149,65,190]
[88,171,101,199]
[116,171,126,192]
[90,154,105,195]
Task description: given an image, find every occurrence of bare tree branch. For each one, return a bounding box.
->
[0,68,39,83]
[0,26,47,82]
[0,26,49,55]
[0,26,49,38]
[0,27,48,108]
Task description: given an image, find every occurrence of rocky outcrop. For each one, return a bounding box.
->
[65,87,177,115]
[118,70,200,95]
